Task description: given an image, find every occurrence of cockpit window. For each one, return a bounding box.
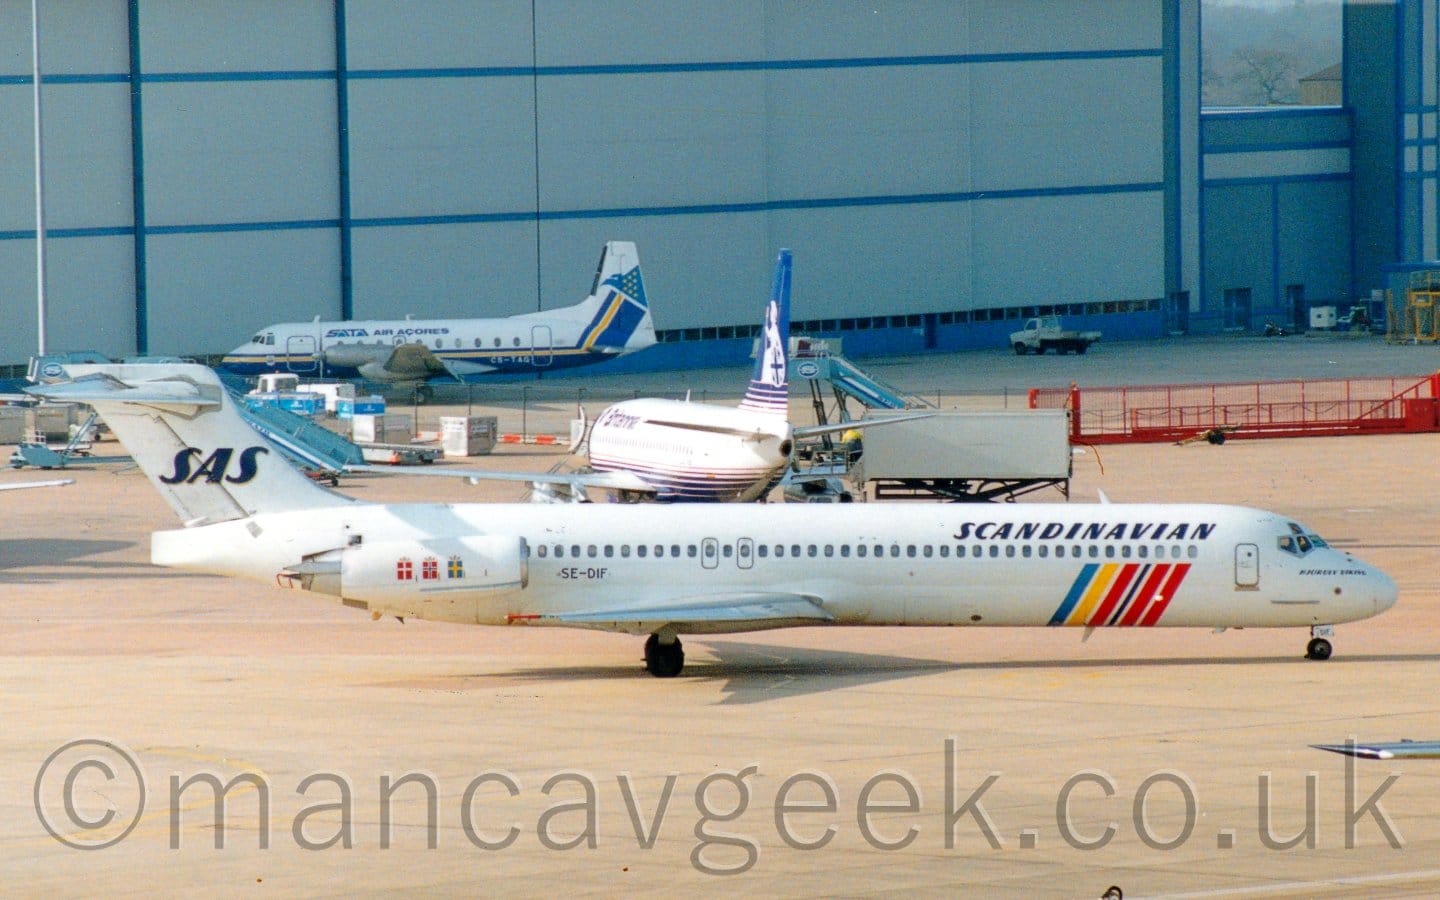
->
[1278,522,1328,555]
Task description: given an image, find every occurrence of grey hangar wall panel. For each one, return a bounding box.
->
[141,80,338,227]
[967,58,1162,191]
[0,82,131,232]
[767,204,971,320]
[349,222,539,320]
[344,0,534,69]
[33,84,135,231]
[0,1,128,75]
[143,230,340,354]
[135,0,334,72]
[764,65,972,199]
[536,72,768,211]
[965,0,1161,54]
[533,1,766,65]
[0,236,137,361]
[347,77,538,220]
[37,236,138,355]
[970,192,1164,306]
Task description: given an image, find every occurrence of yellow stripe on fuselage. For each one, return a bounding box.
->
[1067,563,1119,625]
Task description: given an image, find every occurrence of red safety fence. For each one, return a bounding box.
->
[1029,373,1440,444]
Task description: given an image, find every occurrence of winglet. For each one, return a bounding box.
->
[738,249,792,416]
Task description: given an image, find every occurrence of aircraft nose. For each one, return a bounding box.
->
[1374,567,1399,614]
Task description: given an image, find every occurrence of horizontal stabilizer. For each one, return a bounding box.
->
[533,592,832,628]
[1312,740,1440,760]
[28,372,221,412]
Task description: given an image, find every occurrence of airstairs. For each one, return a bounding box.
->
[233,388,364,475]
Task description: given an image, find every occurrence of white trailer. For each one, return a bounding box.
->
[854,409,1072,501]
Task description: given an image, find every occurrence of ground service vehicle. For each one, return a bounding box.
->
[1010,316,1101,355]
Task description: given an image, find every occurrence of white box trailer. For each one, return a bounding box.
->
[853,409,1072,501]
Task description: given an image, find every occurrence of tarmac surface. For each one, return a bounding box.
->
[5,331,1440,897]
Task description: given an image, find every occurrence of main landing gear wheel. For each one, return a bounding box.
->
[644,634,684,678]
[1306,637,1333,660]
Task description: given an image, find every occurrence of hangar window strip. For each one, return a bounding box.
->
[655,299,1162,343]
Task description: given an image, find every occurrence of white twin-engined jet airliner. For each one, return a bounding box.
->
[31,364,1396,677]
[219,241,656,391]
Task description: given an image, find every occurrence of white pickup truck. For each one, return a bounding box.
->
[1009,316,1101,355]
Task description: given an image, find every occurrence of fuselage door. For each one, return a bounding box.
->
[736,537,754,570]
[530,325,553,367]
[701,538,719,570]
[286,335,318,373]
[1235,543,1259,588]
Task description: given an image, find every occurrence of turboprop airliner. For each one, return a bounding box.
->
[30,364,1396,677]
[219,241,655,392]
[455,248,918,502]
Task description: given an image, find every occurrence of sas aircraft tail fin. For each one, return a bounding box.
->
[738,248,793,416]
[564,241,656,353]
[27,364,351,527]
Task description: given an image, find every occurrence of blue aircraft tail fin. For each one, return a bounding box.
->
[576,241,656,352]
[738,249,792,416]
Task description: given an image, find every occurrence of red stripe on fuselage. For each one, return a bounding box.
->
[1118,564,1172,626]
[1087,563,1139,626]
[1139,563,1192,626]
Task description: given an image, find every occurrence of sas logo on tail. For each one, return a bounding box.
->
[160,447,269,485]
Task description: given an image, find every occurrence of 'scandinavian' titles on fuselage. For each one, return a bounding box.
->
[29,364,1397,677]
[219,241,655,384]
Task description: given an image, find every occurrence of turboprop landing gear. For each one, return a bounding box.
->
[1306,625,1334,661]
[644,633,684,678]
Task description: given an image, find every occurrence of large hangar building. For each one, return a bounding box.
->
[0,2,1429,372]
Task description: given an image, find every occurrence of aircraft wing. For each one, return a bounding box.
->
[0,478,73,492]
[343,463,654,493]
[792,411,933,441]
[643,418,781,441]
[516,592,834,632]
[382,343,451,380]
[435,357,497,381]
[1312,740,1440,760]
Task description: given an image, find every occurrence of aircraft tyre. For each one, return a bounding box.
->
[1306,637,1333,660]
[644,633,684,677]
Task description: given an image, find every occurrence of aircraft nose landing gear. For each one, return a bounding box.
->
[1306,625,1334,661]
[644,633,684,677]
